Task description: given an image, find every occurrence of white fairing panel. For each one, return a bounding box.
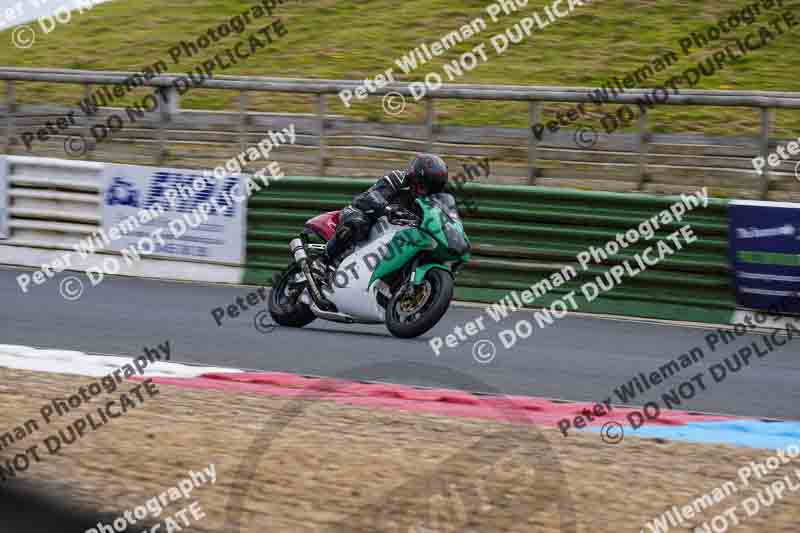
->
[324,218,404,321]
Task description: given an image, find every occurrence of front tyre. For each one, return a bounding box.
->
[385,269,454,339]
[268,263,316,328]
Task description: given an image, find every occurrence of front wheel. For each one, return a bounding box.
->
[268,263,317,328]
[385,269,454,339]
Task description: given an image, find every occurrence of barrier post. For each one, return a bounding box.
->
[4,81,15,154]
[425,98,435,152]
[317,93,326,176]
[759,107,772,199]
[154,87,175,166]
[528,101,540,184]
[82,84,95,160]
[636,112,649,191]
[239,91,249,157]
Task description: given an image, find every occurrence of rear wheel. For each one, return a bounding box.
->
[385,269,453,338]
[268,263,316,328]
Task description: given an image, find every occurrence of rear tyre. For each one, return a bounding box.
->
[268,264,316,328]
[385,269,453,339]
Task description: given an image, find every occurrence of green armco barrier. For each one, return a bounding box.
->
[246,177,734,324]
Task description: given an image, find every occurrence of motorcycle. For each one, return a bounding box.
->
[268,192,471,338]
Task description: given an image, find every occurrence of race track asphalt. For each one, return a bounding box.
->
[2,266,799,420]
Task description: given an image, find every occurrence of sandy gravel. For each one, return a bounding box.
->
[0,367,797,533]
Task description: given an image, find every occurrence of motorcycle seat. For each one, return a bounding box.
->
[304,210,341,241]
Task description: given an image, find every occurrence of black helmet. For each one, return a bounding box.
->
[407,154,448,195]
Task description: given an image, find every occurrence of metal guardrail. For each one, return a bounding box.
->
[3,68,800,105]
[2,156,102,249]
[2,68,800,198]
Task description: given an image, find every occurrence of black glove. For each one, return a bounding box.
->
[386,205,418,225]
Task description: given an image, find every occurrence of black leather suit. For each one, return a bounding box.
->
[325,170,417,260]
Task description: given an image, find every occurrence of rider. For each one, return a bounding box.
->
[311,153,449,280]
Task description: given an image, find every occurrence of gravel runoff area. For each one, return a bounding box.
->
[0,367,798,533]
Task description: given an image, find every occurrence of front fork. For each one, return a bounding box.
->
[289,235,330,310]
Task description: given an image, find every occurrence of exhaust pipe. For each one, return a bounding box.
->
[309,302,355,323]
[289,238,307,263]
[289,237,328,309]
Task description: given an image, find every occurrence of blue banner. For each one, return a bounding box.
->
[729,200,800,313]
[101,163,247,264]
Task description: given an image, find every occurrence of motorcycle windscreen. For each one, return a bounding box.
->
[427,193,471,257]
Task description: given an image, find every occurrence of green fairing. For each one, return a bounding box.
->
[368,228,433,285]
[368,197,471,286]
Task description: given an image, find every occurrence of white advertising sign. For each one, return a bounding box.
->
[101,163,246,264]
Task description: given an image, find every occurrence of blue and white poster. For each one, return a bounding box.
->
[729,200,800,313]
[101,163,247,264]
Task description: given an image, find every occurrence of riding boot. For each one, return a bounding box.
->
[310,252,334,288]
